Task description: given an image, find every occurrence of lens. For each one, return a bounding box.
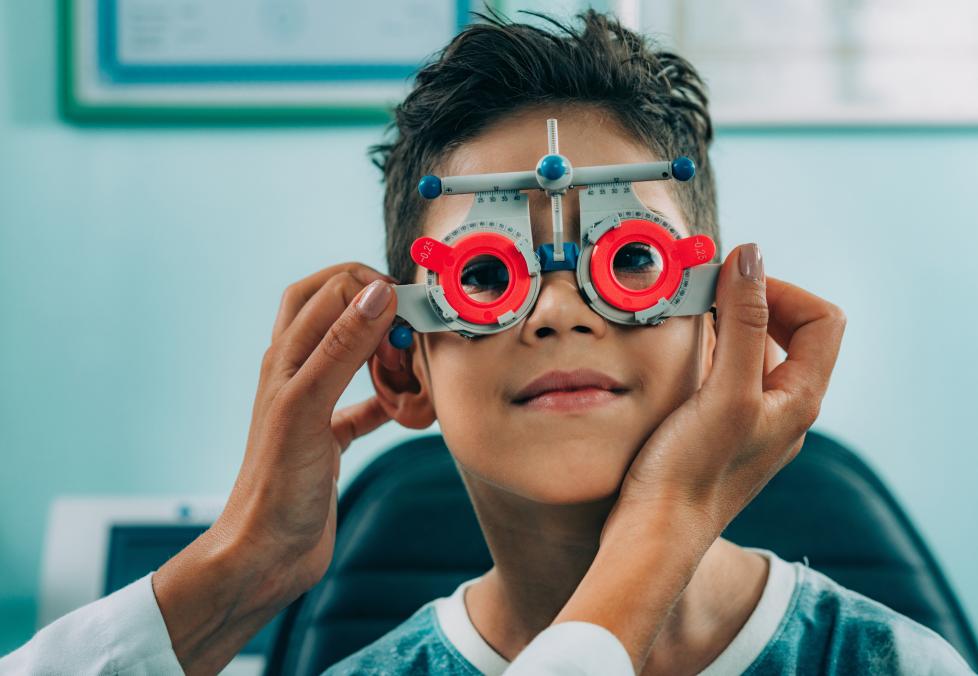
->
[612,242,663,291]
[459,254,510,304]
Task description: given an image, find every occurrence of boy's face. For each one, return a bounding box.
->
[398,105,715,505]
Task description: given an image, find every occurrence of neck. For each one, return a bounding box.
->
[460,468,768,673]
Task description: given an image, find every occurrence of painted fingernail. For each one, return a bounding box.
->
[356,280,392,319]
[739,243,764,282]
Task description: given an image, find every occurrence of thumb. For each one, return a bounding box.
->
[286,280,397,419]
[706,243,768,398]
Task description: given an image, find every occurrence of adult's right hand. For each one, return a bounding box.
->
[153,263,398,676]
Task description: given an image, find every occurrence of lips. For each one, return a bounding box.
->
[512,368,628,404]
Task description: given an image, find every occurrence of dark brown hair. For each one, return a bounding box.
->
[369,9,719,283]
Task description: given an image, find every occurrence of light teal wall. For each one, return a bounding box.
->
[2,0,976,656]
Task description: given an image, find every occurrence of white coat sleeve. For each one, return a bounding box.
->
[504,621,635,676]
[0,572,183,675]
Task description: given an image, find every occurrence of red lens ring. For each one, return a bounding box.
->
[438,232,533,325]
[588,219,683,312]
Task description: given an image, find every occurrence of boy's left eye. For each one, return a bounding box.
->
[612,242,662,290]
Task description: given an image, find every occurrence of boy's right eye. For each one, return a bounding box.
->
[459,254,509,303]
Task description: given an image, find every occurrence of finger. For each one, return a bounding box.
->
[331,396,391,452]
[761,276,846,405]
[272,263,393,341]
[284,280,397,420]
[275,272,365,372]
[705,243,768,398]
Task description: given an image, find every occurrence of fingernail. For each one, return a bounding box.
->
[739,243,764,282]
[356,280,392,319]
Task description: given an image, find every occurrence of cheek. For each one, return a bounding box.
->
[422,335,510,439]
[630,318,707,414]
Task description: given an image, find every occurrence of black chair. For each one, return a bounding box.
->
[264,431,978,675]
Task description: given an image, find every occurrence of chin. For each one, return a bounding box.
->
[445,426,641,504]
[504,443,634,505]
[515,479,622,506]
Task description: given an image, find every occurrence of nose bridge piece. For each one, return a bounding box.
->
[536,242,580,273]
[525,240,604,338]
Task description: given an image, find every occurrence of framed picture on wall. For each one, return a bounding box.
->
[61,0,482,123]
[500,0,978,126]
[629,0,978,126]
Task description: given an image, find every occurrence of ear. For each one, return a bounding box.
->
[369,335,436,429]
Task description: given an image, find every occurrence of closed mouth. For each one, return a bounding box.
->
[512,368,629,404]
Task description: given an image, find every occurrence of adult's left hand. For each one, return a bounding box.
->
[553,244,846,672]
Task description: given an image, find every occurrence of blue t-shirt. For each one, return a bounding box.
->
[325,548,975,675]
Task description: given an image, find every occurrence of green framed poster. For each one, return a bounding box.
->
[61,0,484,124]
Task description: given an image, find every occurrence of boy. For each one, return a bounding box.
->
[9,9,969,676]
[325,10,974,675]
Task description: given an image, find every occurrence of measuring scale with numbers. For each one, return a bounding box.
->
[387,118,721,348]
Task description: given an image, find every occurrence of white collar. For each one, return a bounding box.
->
[433,576,509,675]
[433,546,798,676]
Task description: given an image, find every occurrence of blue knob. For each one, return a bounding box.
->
[671,156,696,181]
[418,175,442,199]
[537,154,568,181]
[388,325,414,349]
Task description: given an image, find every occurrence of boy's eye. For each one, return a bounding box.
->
[612,242,663,291]
[459,254,510,303]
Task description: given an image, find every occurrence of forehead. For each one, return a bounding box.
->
[421,104,690,243]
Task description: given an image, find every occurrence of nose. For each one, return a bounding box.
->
[517,187,605,342]
[519,269,607,343]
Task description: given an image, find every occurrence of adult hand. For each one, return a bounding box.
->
[554,244,846,671]
[153,263,398,675]
[611,243,846,539]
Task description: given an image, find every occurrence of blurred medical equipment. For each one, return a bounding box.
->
[39,496,277,676]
